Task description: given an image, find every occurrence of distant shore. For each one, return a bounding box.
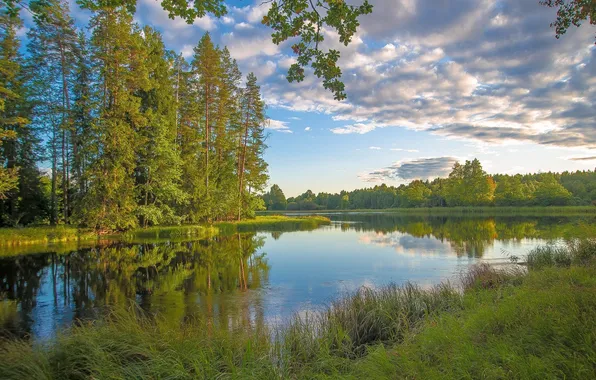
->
[259,205,596,216]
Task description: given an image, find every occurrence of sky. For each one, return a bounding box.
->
[18,0,596,197]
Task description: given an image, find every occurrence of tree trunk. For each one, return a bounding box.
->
[51,125,58,225]
[205,85,210,208]
[237,100,250,221]
[59,39,71,223]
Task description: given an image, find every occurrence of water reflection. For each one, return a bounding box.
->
[1,214,593,341]
[0,233,269,339]
[328,214,594,257]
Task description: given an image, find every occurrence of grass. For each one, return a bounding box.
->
[526,238,596,270]
[0,216,329,255]
[215,215,331,234]
[263,205,596,216]
[0,225,96,246]
[1,239,594,379]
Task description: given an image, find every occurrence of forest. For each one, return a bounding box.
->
[0,1,269,230]
[263,159,596,211]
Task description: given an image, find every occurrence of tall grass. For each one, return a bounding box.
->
[1,239,594,379]
[526,238,596,269]
[460,262,525,291]
[283,283,463,361]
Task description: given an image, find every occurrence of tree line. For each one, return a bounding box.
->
[263,159,596,210]
[0,1,269,230]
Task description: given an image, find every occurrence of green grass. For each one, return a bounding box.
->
[1,239,594,379]
[216,215,331,234]
[0,225,96,246]
[262,205,596,216]
[0,216,329,256]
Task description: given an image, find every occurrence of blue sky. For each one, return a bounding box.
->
[19,0,596,197]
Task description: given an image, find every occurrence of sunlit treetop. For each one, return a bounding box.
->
[5,0,372,101]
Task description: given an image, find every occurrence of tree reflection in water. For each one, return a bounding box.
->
[0,233,269,339]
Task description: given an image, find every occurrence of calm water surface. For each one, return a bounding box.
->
[1,213,593,340]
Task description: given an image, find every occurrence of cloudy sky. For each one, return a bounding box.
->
[22,0,596,196]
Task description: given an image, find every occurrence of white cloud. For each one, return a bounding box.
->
[369,146,382,150]
[304,127,311,131]
[235,22,254,30]
[361,157,459,183]
[180,44,194,58]
[390,148,420,153]
[267,119,293,133]
[242,58,277,79]
[253,0,595,150]
[193,15,217,30]
[246,2,272,23]
[331,123,380,135]
[222,16,234,25]
[222,32,280,60]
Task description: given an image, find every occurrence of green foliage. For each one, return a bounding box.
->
[264,0,373,100]
[1,2,271,230]
[263,184,287,210]
[533,173,573,205]
[445,159,495,206]
[74,0,373,100]
[276,159,595,211]
[541,0,595,44]
[0,5,46,227]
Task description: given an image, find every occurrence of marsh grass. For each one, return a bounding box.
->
[1,239,595,379]
[460,262,525,291]
[527,238,596,269]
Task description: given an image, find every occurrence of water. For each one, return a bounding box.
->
[0,213,593,340]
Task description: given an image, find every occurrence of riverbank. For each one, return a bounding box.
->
[260,205,596,216]
[1,239,594,379]
[0,215,331,255]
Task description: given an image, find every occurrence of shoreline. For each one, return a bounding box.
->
[1,240,594,378]
[258,205,596,216]
[0,215,331,256]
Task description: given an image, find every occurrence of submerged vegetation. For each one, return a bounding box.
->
[1,239,594,379]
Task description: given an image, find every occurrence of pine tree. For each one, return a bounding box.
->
[135,26,187,226]
[0,6,20,200]
[27,0,78,224]
[192,33,221,220]
[80,5,147,230]
[175,54,203,223]
[238,73,268,220]
[212,47,241,220]
[0,5,45,226]
[72,31,94,199]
